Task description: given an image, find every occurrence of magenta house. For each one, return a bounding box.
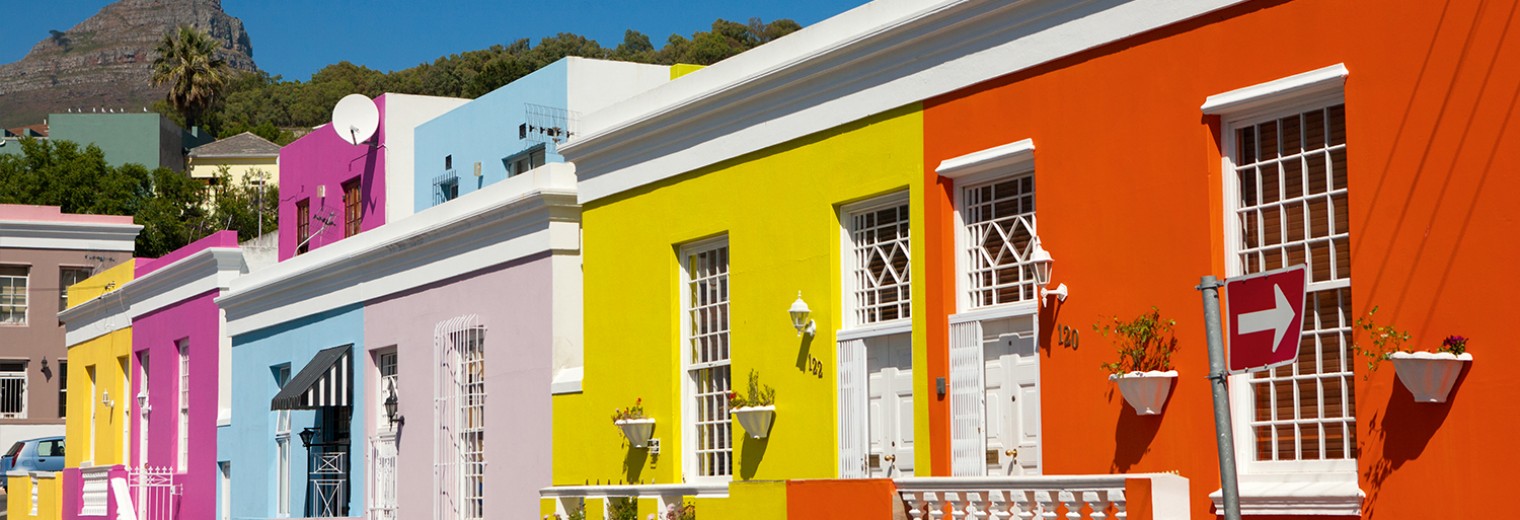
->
[58,231,247,520]
[278,94,468,260]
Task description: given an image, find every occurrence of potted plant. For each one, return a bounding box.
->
[729,370,776,439]
[1096,307,1180,415]
[1354,308,1472,403]
[612,398,655,448]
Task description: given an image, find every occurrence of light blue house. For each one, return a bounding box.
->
[413,57,671,211]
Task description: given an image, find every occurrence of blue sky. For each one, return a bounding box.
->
[0,0,863,81]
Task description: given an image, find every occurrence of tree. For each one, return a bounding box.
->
[152,25,232,131]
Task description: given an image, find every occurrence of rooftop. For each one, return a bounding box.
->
[188,131,281,159]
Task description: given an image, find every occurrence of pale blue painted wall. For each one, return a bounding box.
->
[226,305,365,520]
[413,59,569,211]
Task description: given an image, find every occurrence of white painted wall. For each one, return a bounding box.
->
[382,94,470,222]
[566,59,673,136]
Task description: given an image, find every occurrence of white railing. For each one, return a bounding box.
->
[80,466,111,516]
[370,434,398,520]
[894,473,1190,520]
[539,483,728,520]
[128,466,182,520]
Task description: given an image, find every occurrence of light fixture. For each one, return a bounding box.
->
[1030,241,1068,303]
[789,292,816,337]
[136,390,151,413]
[384,381,402,426]
[101,390,113,409]
[299,427,318,448]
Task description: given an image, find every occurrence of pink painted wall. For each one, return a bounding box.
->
[135,230,238,276]
[0,204,134,224]
[60,465,127,520]
[362,254,556,519]
[277,95,390,260]
[130,288,222,520]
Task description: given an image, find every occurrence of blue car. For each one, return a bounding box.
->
[0,436,65,490]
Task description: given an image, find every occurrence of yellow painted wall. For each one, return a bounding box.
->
[188,157,279,187]
[554,105,926,488]
[63,260,135,468]
[669,64,706,80]
[6,473,61,520]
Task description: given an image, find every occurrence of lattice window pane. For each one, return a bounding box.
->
[963,175,1037,308]
[0,266,29,324]
[685,242,732,478]
[1235,104,1355,463]
[850,200,911,325]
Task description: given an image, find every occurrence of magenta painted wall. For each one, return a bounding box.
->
[277,95,389,260]
[136,230,238,276]
[130,288,222,520]
[362,254,556,519]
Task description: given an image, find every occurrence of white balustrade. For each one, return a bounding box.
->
[896,474,1185,520]
[540,482,728,520]
[80,466,111,516]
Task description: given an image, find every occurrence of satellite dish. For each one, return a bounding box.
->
[331,94,380,145]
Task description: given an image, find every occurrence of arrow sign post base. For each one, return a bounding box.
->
[1198,275,1242,520]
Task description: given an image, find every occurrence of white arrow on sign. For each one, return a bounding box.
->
[1237,284,1296,351]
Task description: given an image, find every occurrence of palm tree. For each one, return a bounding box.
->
[151,25,230,131]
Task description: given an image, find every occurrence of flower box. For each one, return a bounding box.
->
[1108,370,1177,415]
[1389,351,1472,403]
[615,418,655,448]
[731,405,775,439]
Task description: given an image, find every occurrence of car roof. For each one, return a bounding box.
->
[19,436,65,443]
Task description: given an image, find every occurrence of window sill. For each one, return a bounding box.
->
[551,366,583,395]
[1209,472,1363,516]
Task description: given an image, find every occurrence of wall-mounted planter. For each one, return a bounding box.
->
[1389,352,1472,403]
[731,405,775,439]
[1109,370,1178,415]
[615,418,655,448]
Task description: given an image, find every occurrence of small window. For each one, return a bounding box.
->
[57,361,67,418]
[505,145,547,177]
[445,155,454,171]
[295,199,311,255]
[343,178,363,237]
[0,265,29,325]
[0,361,25,418]
[59,266,92,310]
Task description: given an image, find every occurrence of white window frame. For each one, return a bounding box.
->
[680,236,733,483]
[376,350,398,434]
[219,461,232,520]
[938,139,1040,315]
[274,365,291,517]
[0,264,29,325]
[137,352,149,467]
[1210,64,1361,516]
[177,340,190,472]
[58,266,92,311]
[0,360,28,418]
[840,192,913,330]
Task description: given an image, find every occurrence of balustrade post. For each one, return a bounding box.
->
[1084,490,1109,520]
[1060,490,1082,520]
[926,491,948,520]
[1109,489,1127,520]
[1013,490,1037,520]
[1035,490,1058,520]
[902,491,928,520]
[986,489,1011,520]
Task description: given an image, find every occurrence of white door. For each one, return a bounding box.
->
[981,316,1040,476]
[865,333,913,477]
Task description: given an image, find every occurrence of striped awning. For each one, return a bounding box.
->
[270,344,352,410]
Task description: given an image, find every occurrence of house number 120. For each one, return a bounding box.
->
[1058,325,1079,350]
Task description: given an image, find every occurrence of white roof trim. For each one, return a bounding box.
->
[0,220,142,252]
[935,139,1035,180]
[1201,63,1349,116]
[217,163,581,337]
[565,0,1251,203]
[60,248,246,346]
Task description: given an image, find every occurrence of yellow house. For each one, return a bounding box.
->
[61,260,136,469]
[186,131,280,190]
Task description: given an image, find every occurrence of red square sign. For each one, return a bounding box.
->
[1225,265,1308,373]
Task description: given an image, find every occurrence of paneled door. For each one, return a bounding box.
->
[866,333,913,477]
[982,317,1041,476]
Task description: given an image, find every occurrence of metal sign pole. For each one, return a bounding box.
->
[1198,275,1242,520]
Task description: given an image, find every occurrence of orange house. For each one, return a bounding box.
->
[920,0,1520,518]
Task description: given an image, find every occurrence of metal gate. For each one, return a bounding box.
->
[370,433,398,520]
[128,466,181,520]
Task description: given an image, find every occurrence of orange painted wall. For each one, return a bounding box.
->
[922,0,1520,518]
[785,479,898,520]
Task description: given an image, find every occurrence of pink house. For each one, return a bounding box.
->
[278,94,468,260]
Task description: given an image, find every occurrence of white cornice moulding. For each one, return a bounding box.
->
[1201,63,1349,116]
[0,221,141,252]
[565,0,1250,203]
[60,248,246,346]
[217,163,581,337]
[936,139,1035,180]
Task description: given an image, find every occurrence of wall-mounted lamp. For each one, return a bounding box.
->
[136,390,150,414]
[1030,241,1068,303]
[316,184,327,199]
[299,427,318,448]
[789,292,816,337]
[384,381,403,427]
[101,390,114,409]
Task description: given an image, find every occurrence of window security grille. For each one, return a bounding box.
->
[1233,104,1354,462]
[684,242,732,478]
[433,172,460,205]
[0,265,28,324]
[0,361,26,418]
[435,316,486,520]
[962,175,1038,308]
[848,199,911,325]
